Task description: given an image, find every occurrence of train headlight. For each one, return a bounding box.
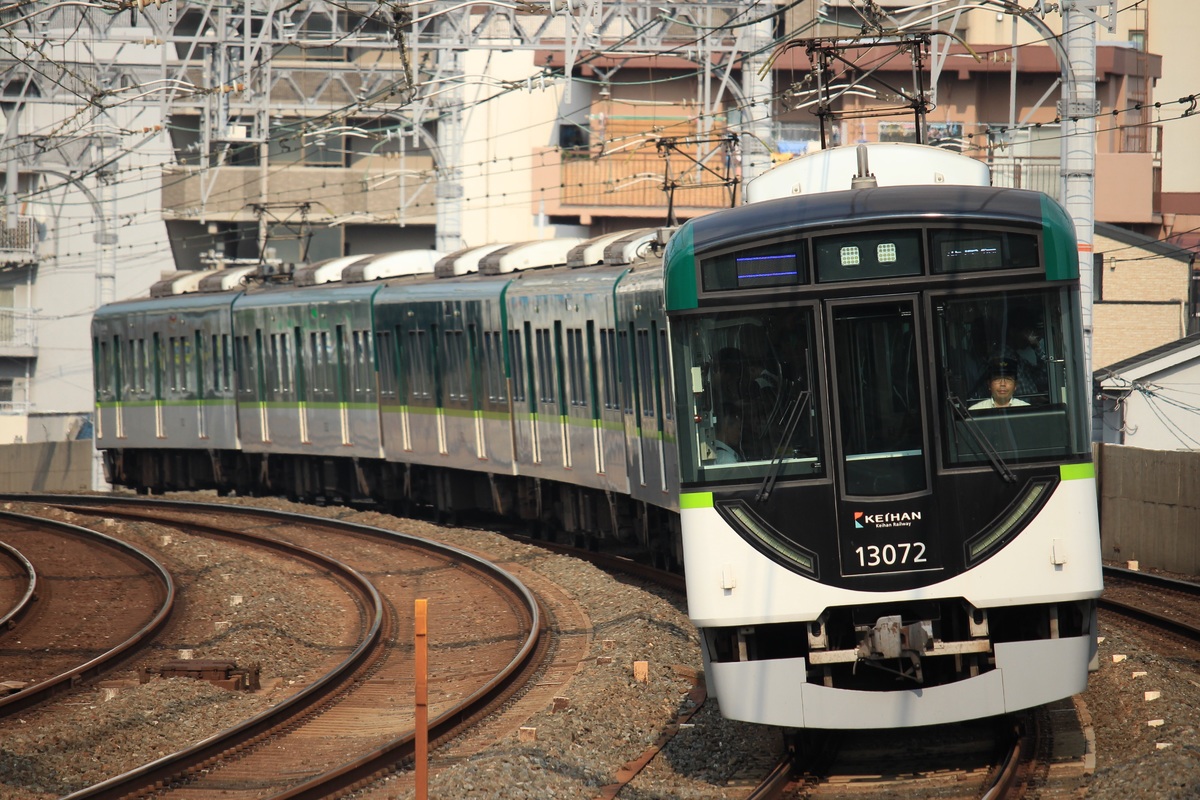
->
[964,477,1056,566]
[716,500,819,579]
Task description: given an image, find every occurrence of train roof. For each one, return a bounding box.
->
[683,184,1058,253]
[93,287,241,319]
[233,279,384,309]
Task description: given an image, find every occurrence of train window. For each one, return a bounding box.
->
[508,329,526,404]
[832,301,926,496]
[291,328,305,397]
[281,333,295,398]
[482,331,506,403]
[566,328,586,407]
[352,329,373,400]
[814,230,922,283]
[619,329,634,414]
[930,229,1039,274]
[701,240,807,291]
[95,339,110,397]
[599,328,619,410]
[236,335,253,397]
[444,329,467,402]
[636,329,655,418]
[585,322,600,414]
[671,309,822,483]
[376,330,397,401]
[194,331,204,396]
[308,331,328,399]
[934,288,1089,465]
[167,338,177,392]
[268,333,282,399]
[210,335,221,393]
[221,335,232,392]
[657,327,671,421]
[406,329,430,401]
[535,328,555,404]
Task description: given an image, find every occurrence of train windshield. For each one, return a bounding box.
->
[934,287,1090,465]
[672,308,823,484]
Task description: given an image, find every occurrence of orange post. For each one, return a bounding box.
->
[415,598,428,800]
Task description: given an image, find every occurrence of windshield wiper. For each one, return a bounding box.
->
[946,392,1017,483]
[755,387,811,504]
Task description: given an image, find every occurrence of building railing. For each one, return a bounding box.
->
[0,216,38,261]
[0,307,37,353]
[986,157,1061,201]
[0,401,32,415]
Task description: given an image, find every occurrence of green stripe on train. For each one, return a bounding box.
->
[679,492,713,509]
[1060,463,1095,481]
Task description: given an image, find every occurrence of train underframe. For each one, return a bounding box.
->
[102,446,683,569]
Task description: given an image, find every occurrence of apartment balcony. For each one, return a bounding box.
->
[0,217,40,269]
[989,151,1160,225]
[161,158,438,225]
[0,307,37,358]
[533,147,737,223]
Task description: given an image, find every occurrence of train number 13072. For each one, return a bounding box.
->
[854,541,927,568]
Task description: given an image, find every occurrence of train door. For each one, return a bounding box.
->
[294,326,309,443]
[635,325,662,490]
[194,330,206,439]
[620,326,643,486]
[554,321,571,469]
[585,321,604,475]
[430,322,448,455]
[335,324,350,445]
[152,331,164,439]
[468,324,486,459]
[827,296,939,578]
[255,329,270,442]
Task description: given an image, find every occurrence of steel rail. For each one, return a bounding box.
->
[0,510,175,717]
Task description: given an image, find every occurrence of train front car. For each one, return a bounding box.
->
[664,173,1102,729]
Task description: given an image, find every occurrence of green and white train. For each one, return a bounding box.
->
[93,144,1102,729]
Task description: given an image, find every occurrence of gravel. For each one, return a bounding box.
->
[2,497,1199,799]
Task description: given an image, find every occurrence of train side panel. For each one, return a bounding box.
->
[504,266,631,496]
[613,266,679,513]
[374,278,515,475]
[92,292,241,490]
[232,284,383,460]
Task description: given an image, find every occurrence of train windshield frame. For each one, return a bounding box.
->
[933,286,1090,466]
[671,307,824,485]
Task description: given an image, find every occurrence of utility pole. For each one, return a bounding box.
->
[1060,1,1114,388]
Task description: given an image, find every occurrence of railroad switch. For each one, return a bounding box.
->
[142,659,261,691]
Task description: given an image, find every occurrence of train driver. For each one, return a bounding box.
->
[712,402,745,464]
[969,357,1030,410]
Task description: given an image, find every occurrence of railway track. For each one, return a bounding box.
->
[740,715,1033,800]
[0,510,173,716]
[3,493,1117,799]
[22,497,544,799]
[1100,565,1200,641]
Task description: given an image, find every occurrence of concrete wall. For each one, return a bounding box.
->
[1097,443,1200,574]
[0,441,95,492]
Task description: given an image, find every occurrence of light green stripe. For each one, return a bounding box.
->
[1060,463,1095,481]
[680,491,713,509]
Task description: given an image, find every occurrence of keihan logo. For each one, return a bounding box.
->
[854,510,922,529]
